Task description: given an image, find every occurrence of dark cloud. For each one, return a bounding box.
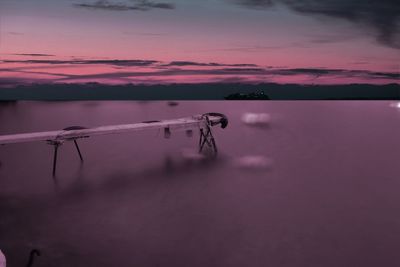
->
[351,61,369,65]
[133,0,174,10]
[2,59,258,68]
[236,0,274,8]
[85,59,160,66]
[45,67,398,82]
[7,32,24,36]
[2,59,398,81]
[163,61,258,67]
[2,59,159,66]
[270,68,400,79]
[53,68,269,81]
[122,31,168,36]
[234,0,400,48]
[219,67,265,72]
[12,53,55,57]
[199,45,294,53]
[306,33,358,44]
[0,77,54,87]
[213,76,250,83]
[74,0,175,11]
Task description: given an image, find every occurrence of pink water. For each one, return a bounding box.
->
[1,101,400,267]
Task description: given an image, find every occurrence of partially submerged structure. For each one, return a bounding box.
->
[0,113,228,176]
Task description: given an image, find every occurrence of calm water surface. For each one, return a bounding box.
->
[0,101,400,267]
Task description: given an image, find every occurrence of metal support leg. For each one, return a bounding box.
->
[73,139,84,162]
[210,133,218,155]
[200,129,211,151]
[48,137,84,176]
[198,127,218,156]
[199,129,205,153]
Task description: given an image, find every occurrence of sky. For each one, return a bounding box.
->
[0,0,399,86]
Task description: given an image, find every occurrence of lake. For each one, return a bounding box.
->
[1,101,400,267]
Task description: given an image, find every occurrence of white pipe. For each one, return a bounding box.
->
[0,114,223,145]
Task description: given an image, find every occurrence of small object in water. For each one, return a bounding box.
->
[0,249,6,267]
[167,101,179,107]
[241,113,271,126]
[234,155,272,170]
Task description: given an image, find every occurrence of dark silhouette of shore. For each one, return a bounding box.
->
[0,82,399,100]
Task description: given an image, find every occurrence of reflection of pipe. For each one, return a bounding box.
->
[26,249,40,267]
[185,129,193,137]
[164,127,171,139]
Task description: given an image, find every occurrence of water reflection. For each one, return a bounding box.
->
[233,155,273,170]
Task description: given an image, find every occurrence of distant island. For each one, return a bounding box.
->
[224,91,270,100]
[0,83,399,100]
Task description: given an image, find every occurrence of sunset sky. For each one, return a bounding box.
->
[0,0,399,86]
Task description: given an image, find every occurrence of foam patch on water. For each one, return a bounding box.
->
[389,102,400,109]
[241,113,271,127]
[233,155,273,170]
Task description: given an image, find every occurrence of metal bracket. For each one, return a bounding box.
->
[47,126,86,176]
[198,115,218,156]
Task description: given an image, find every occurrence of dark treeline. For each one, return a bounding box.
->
[0,83,399,100]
